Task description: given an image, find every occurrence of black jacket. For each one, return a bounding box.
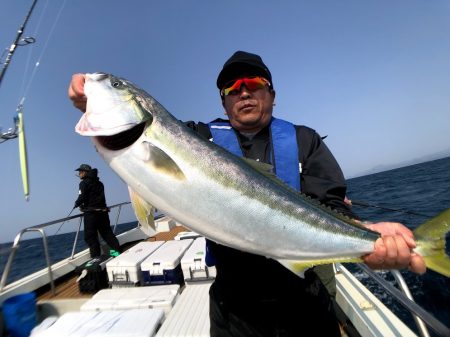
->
[74,169,108,211]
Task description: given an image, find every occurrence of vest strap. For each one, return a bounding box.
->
[271,118,300,190]
[208,118,300,189]
[209,123,242,156]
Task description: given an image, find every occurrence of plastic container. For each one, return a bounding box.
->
[141,240,193,286]
[30,309,163,337]
[80,284,180,317]
[181,237,216,282]
[2,292,37,337]
[156,282,212,337]
[106,241,164,287]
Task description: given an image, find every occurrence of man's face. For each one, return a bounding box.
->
[221,77,276,133]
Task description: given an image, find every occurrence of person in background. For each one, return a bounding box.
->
[74,164,121,258]
[68,51,425,337]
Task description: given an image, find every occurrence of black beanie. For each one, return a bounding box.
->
[216,51,273,90]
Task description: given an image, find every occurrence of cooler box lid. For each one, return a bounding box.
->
[181,237,216,280]
[80,285,180,317]
[141,240,193,274]
[106,241,164,268]
[181,237,207,265]
[156,282,212,337]
[31,309,164,337]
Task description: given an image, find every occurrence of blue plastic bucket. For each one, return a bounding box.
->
[2,292,37,337]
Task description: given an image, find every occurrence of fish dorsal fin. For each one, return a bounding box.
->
[241,157,365,229]
[128,187,156,236]
[242,158,276,177]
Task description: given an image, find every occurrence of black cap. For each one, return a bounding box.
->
[216,51,273,90]
[75,164,92,172]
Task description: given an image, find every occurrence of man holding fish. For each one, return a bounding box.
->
[68,51,426,337]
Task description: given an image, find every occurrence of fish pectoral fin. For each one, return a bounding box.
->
[128,187,156,236]
[136,141,185,180]
[277,259,315,278]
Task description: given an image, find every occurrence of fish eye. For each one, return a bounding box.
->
[112,81,122,88]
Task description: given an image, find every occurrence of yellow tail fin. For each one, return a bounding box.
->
[414,208,450,277]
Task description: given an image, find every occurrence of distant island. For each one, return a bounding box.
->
[348,148,450,179]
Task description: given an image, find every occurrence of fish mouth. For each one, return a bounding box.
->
[96,122,146,151]
[87,72,109,81]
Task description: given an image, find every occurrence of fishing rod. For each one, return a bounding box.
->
[53,207,77,236]
[1,0,66,200]
[349,199,431,218]
[0,0,38,144]
[0,0,38,88]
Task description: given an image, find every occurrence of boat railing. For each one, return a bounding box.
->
[0,202,131,294]
[356,264,450,337]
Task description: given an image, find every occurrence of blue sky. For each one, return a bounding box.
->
[1,0,449,243]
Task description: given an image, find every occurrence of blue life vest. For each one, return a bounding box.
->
[208,117,300,189]
[205,117,301,266]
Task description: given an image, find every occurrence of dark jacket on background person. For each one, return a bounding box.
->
[75,168,108,211]
[186,118,358,337]
[74,168,121,257]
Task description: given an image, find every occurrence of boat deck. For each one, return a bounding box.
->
[37,225,188,302]
[3,223,426,337]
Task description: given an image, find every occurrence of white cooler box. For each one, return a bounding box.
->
[141,239,193,286]
[156,282,212,337]
[106,241,164,287]
[31,309,164,337]
[181,237,216,282]
[80,284,180,317]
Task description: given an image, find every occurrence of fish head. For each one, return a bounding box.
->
[74,72,187,234]
[75,72,154,137]
[74,72,185,178]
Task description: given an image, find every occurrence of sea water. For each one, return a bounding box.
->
[0,221,137,284]
[345,156,450,336]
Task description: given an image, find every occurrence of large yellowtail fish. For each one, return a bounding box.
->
[75,73,450,278]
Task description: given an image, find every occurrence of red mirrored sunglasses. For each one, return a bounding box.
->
[221,76,270,96]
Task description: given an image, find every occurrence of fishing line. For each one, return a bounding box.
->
[10,0,67,200]
[349,199,432,218]
[19,0,67,105]
[54,206,76,236]
[19,0,50,96]
[0,0,38,87]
